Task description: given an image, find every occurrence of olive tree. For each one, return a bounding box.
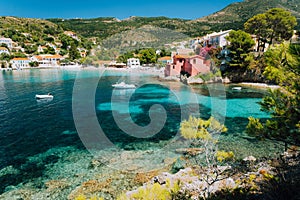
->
[180,116,232,198]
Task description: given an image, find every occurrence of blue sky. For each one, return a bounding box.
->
[0,0,241,20]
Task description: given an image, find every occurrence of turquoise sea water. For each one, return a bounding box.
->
[0,68,283,198]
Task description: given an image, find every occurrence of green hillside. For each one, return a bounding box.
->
[195,0,300,30]
[101,25,190,53]
[0,16,63,44]
[48,16,193,40]
[1,0,299,58]
[48,0,300,42]
[0,16,92,59]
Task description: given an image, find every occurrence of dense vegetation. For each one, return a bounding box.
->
[0,16,93,62]
[48,17,192,40]
[245,8,297,51]
[246,42,300,149]
[197,0,300,31]
[48,0,300,42]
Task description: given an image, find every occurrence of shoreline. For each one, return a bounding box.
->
[1,65,165,76]
[239,82,280,89]
[1,67,280,89]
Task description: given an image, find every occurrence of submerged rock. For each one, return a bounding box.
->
[175,148,204,156]
[171,158,186,173]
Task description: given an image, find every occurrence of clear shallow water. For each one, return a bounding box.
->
[0,68,282,197]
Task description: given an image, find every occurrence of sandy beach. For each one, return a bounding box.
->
[240,82,280,89]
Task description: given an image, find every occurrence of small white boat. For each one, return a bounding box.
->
[35,94,54,99]
[232,87,242,90]
[112,82,136,89]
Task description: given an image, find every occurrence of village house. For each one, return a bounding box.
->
[77,48,88,58]
[0,47,9,55]
[31,54,64,67]
[190,37,202,50]
[188,30,232,50]
[64,31,79,40]
[11,41,24,52]
[127,58,140,68]
[158,56,172,64]
[46,43,57,49]
[291,31,300,44]
[165,54,211,77]
[0,37,13,49]
[108,61,126,68]
[176,48,195,55]
[251,35,269,52]
[202,30,232,48]
[55,48,61,54]
[37,45,47,53]
[80,51,87,58]
[10,58,31,69]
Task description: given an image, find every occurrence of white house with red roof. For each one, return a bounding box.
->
[31,54,64,67]
[10,58,31,69]
[202,30,232,48]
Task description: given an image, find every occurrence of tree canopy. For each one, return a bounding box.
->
[246,43,300,149]
[245,8,297,51]
[225,30,255,68]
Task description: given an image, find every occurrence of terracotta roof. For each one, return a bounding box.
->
[189,55,204,59]
[12,58,29,61]
[43,54,62,59]
[39,54,62,59]
[33,55,43,60]
[174,55,189,59]
[0,47,8,50]
[158,56,172,61]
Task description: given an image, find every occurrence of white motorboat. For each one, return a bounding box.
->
[112,82,136,89]
[35,94,54,99]
[232,87,242,90]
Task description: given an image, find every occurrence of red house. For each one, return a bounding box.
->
[164,54,211,77]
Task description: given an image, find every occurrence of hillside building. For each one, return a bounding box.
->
[127,58,140,68]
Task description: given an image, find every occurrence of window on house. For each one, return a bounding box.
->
[193,59,196,64]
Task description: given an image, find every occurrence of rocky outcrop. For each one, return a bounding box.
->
[125,167,236,199]
[187,76,204,84]
[187,76,231,85]
[226,68,266,83]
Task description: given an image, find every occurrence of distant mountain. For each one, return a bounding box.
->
[48,0,300,42]
[101,25,190,53]
[48,17,193,40]
[194,0,300,30]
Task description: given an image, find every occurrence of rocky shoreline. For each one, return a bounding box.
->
[123,150,299,199]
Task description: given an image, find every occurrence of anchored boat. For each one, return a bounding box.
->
[112,82,136,89]
[35,93,54,99]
